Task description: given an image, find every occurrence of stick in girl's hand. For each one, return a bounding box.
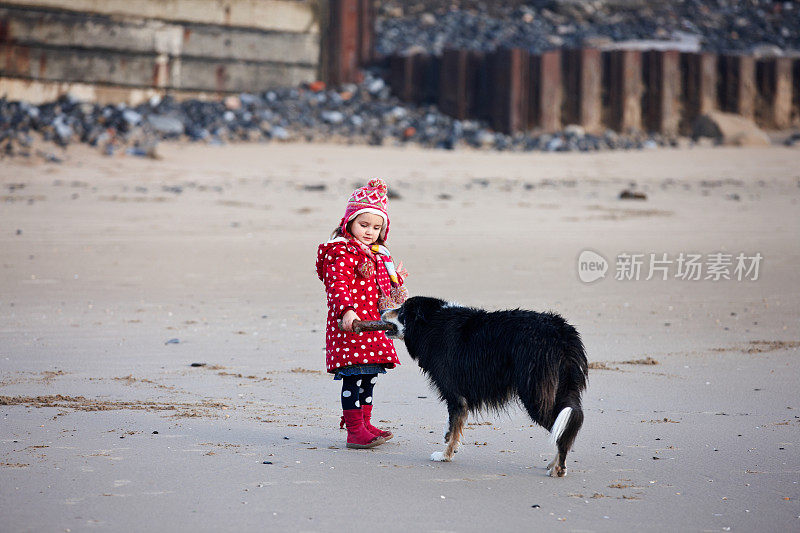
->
[338,319,397,334]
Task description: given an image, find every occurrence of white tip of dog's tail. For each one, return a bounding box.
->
[549,407,573,450]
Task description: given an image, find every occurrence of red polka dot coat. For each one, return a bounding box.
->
[316,237,401,374]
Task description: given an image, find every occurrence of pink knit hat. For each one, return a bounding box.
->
[340,178,390,241]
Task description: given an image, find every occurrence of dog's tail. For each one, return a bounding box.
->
[548,327,588,452]
[548,407,573,449]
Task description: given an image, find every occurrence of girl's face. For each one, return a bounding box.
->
[349,213,384,246]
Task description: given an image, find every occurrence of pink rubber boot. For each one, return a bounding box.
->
[362,404,393,441]
[342,409,384,449]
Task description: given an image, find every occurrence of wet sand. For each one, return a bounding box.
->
[1,142,799,531]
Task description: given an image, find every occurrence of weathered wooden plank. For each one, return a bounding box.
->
[0,43,315,92]
[1,0,319,34]
[178,56,315,92]
[0,43,164,87]
[0,6,319,65]
[0,75,216,104]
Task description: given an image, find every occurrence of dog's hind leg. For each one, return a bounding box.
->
[431,397,468,462]
[547,400,584,477]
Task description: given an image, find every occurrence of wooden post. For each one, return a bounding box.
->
[530,49,562,132]
[755,57,792,129]
[605,49,643,132]
[562,48,601,132]
[643,50,681,136]
[681,52,717,132]
[719,54,756,120]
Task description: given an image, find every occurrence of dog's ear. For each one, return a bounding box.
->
[411,301,432,324]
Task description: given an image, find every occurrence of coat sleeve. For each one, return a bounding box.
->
[322,244,358,320]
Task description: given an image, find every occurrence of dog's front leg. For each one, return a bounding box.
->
[431,397,467,462]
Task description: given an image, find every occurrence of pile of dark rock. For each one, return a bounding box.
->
[377,0,800,56]
[0,72,677,159]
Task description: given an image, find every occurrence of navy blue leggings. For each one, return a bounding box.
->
[340,374,377,410]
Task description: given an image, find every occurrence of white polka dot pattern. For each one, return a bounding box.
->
[316,240,402,374]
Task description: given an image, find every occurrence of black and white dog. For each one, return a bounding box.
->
[382,296,587,477]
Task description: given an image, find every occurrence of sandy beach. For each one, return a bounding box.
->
[1,142,799,531]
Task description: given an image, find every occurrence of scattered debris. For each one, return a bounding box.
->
[620,357,659,365]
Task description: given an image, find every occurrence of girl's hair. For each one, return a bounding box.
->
[330,218,385,245]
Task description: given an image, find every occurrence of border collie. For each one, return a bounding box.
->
[382,296,587,477]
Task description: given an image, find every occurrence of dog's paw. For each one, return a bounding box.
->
[430,451,451,462]
[547,465,567,478]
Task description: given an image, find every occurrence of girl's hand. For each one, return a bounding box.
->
[342,309,360,332]
[396,261,409,283]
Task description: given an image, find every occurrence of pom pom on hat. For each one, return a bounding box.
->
[341,178,391,241]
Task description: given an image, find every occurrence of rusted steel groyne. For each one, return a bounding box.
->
[386,47,799,135]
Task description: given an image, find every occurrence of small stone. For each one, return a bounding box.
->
[122,109,142,125]
[321,111,344,124]
[147,115,184,137]
[619,190,647,200]
[420,13,436,26]
[165,338,180,345]
[224,95,241,110]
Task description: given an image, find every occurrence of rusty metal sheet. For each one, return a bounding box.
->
[489,48,529,134]
[389,54,413,102]
[356,0,374,65]
[439,48,468,119]
[793,58,800,126]
[327,0,359,86]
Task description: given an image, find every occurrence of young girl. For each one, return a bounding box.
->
[315,178,408,449]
